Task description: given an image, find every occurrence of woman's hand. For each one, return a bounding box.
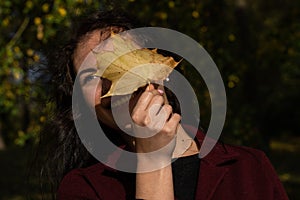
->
[131,84,181,161]
[133,84,179,200]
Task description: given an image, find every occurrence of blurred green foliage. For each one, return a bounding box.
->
[0,0,299,198]
[1,0,299,149]
[0,0,105,147]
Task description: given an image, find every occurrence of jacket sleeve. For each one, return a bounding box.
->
[260,152,289,200]
[57,170,101,200]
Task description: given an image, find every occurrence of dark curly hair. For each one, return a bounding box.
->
[39,9,138,199]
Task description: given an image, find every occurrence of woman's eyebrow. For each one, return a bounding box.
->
[77,68,97,78]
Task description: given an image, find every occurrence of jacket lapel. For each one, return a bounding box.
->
[190,127,239,200]
[196,158,229,200]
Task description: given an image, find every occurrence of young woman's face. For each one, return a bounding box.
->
[73,29,131,131]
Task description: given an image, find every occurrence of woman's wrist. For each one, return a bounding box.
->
[136,150,173,172]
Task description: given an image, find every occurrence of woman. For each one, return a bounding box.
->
[42,10,288,200]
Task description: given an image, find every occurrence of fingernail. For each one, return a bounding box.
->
[158,89,164,95]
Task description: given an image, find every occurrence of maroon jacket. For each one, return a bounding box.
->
[57,130,289,200]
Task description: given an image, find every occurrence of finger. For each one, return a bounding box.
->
[133,86,161,112]
[132,92,162,125]
[147,84,155,91]
[150,104,172,131]
[131,85,161,124]
[146,95,164,115]
[157,85,169,102]
[156,104,172,122]
[164,113,181,135]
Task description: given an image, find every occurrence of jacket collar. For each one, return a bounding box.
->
[183,124,239,166]
[186,125,240,200]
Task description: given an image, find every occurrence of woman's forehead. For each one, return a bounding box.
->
[74,30,103,73]
[74,27,125,73]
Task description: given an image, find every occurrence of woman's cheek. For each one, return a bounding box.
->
[94,81,102,106]
[81,79,102,110]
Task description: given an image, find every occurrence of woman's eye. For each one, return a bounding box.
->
[83,75,99,84]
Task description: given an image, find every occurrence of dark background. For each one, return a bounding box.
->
[0,0,299,199]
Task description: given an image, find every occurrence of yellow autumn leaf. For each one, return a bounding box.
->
[94,33,180,98]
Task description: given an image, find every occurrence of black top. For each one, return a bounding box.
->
[172,154,201,200]
[111,154,201,200]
